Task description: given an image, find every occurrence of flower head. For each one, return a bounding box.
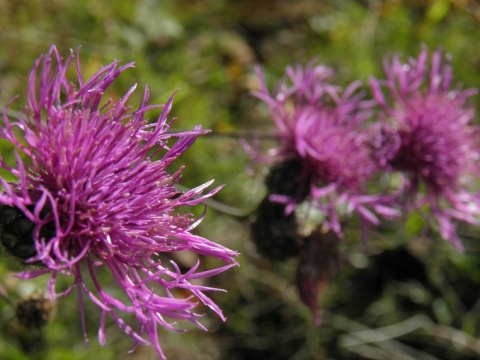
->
[252,63,395,235]
[0,46,238,358]
[370,48,480,249]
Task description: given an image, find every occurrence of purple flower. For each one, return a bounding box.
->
[251,63,397,236]
[0,46,238,358]
[370,48,480,249]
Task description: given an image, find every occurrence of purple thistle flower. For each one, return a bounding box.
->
[251,63,397,236]
[370,48,480,249]
[0,46,238,358]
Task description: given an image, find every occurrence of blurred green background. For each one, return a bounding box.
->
[1,0,480,359]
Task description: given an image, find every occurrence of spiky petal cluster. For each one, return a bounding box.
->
[252,63,396,235]
[0,46,238,358]
[370,48,480,249]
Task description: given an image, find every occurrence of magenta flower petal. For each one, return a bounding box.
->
[0,45,238,358]
[370,48,480,249]
[251,62,394,235]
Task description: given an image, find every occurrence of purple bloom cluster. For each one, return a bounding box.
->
[251,48,480,320]
[370,48,480,250]
[0,46,237,358]
[252,62,398,236]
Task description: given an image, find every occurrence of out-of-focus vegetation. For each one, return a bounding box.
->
[1,1,480,359]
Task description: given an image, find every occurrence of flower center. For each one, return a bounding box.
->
[391,123,459,193]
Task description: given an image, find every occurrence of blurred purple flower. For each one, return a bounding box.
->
[251,63,398,236]
[0,46,238,358]
[370,48,480,249]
